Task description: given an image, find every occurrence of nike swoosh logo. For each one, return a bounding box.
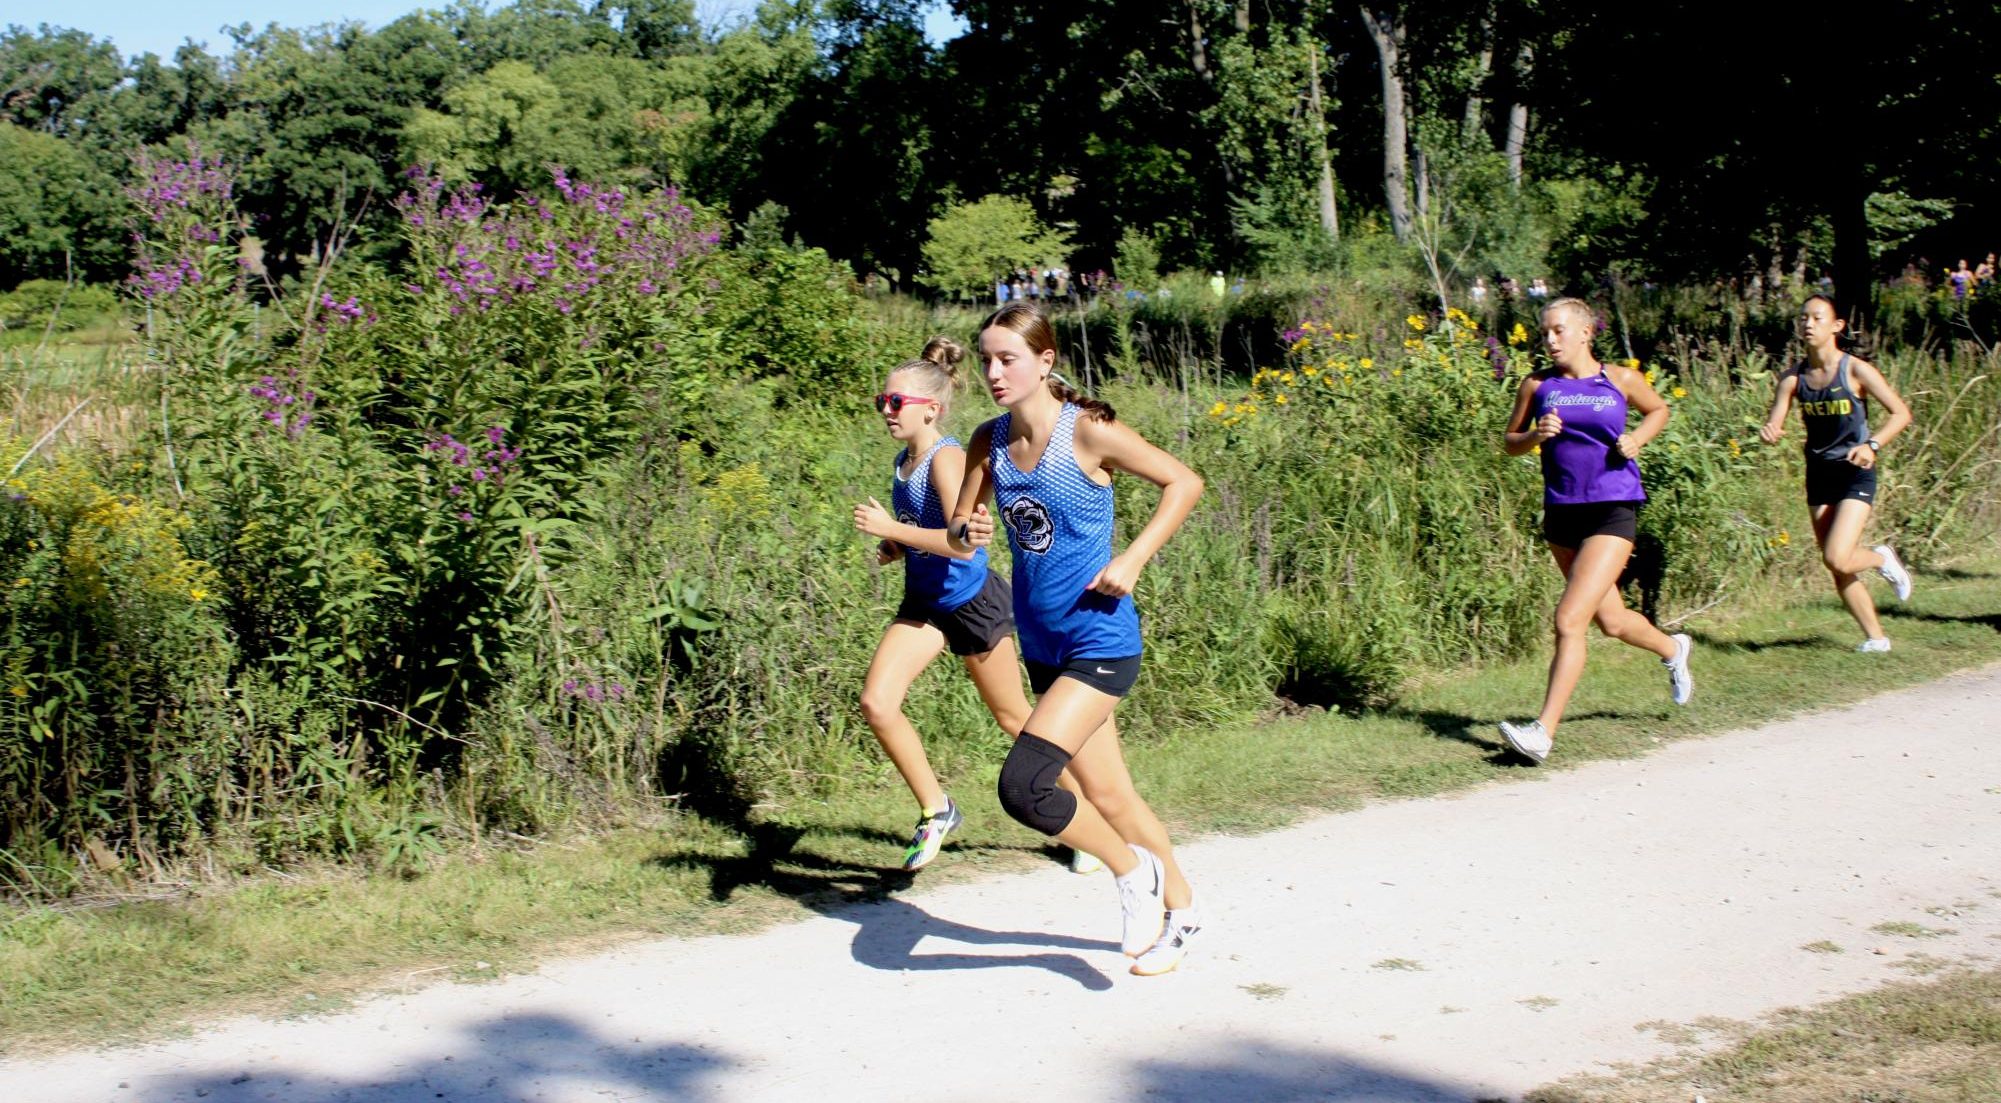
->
[1095,667,1115,675]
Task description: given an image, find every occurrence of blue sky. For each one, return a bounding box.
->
[6,1,965,61]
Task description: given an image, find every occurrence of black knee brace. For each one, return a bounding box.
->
[997,732,1077,836]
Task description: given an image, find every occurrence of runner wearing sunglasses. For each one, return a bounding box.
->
[852,337,1081,871]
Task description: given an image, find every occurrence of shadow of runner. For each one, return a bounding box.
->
[649,821,920,903]
[809,894,1121,991]
[1885,609,2001,633]
[142,1011,736,1103]
[1131,1040,1478,1102]
[1685,629,1827,653]
[648,821,1042,904]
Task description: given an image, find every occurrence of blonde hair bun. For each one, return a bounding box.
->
[922,335,966,377]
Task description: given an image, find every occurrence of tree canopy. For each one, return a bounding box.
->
[0,0,1994,308]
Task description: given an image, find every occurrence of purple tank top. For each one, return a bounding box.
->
[1534,370,1646,505]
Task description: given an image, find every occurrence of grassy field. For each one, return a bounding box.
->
[1528,966,2001,1102]
[3,554,1997,1055]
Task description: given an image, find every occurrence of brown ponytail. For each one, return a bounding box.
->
[980,300,1116,422]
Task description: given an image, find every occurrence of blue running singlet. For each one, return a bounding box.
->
[989,404,1143,665]
[892,437,988,612]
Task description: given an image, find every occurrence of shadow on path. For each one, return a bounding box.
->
[144,1012,735,1103]
[1130,1039,1484,1102]
[809,894,1120,991]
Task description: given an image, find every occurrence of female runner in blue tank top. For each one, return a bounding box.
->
[1756,295,1914,651]
[851,337,1046,871]
[946,301,1204,976]
[1498,297,1695,764]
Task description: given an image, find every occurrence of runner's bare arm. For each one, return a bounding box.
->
[1074,417,1203,597]
[1849,358,1913,450]
[946,420,998,555]
[1503,375,1555,455]
[1759,368,1800,444]
[1610,364,1670,457]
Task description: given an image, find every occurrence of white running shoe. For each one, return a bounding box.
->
[1116,844,1167,957]
[1856,637,1893,653]
[1498,719,1552,764]
[1873,545,1913,602]
[1130,904,1201,976]
[1663,632,1694,706]
[1069,847,1104,875]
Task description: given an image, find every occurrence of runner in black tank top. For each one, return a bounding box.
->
[1758,295,1915,650]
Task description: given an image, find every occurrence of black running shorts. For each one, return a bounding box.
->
[1541,501,1640,550]
[1805,458,1877,507]
[1024,653,1143,698]
[895,569,1016,656]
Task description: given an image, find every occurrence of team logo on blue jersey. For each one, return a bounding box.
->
[1003,496,1054,554]
[897,509,918,526]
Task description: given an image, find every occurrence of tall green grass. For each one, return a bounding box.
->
[1,213,1997,897]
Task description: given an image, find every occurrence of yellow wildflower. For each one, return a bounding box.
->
[1360,357,1374,370]
[1403,338,1423,350]
[1671,386,1688,399]
[190,587,208,601]
[1644,369,1657,385]
[1274,394,1288,405]
[1623,358,1641,369]
[1280,371,1295,384]
[1508,323,1528,347]
[1406,314,1426,331]
[1728,438,1742,458]
[9,686,24,698]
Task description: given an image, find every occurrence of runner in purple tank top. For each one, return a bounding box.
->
[1497,298,1695,764]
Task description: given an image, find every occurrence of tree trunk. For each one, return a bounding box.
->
[1831,157,1874,331]
[1462,0,1497,142]
[1189,1,1214,86]
[1235,0,1251,35]
[1360,4,1412,242]
[1504,41,1533,190]
[1308,41,1340,242]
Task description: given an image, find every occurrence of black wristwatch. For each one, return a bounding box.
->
[1866,437,1882,452]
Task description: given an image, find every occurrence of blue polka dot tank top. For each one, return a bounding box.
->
[892,437,988,612]
[989,403,1144,664]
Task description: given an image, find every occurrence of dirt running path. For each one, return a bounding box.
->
[8,664,2001,1102]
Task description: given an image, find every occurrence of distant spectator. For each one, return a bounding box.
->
[996,276,1010,305]
[1975,253,1996,288]
[1470,276,1489,307]
[1949,259,1973,299]
[1209,271,1226,299]
[1527,277,1549,301]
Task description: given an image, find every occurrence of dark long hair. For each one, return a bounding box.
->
[980,300,1115,421]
